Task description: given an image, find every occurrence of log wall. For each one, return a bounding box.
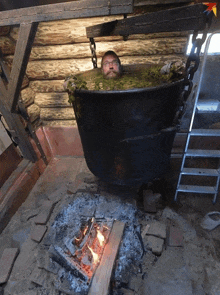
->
[0,4,192,127]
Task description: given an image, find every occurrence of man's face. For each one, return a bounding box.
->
[102,55,121,79]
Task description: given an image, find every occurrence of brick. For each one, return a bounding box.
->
[34,200,56,225]
[168,226,184,247]
[0,248,19,284]
[31,225,48,243]
[146,221,167,239]
[143,235,164,255]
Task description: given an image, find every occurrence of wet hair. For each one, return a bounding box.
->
[101,50,122,73]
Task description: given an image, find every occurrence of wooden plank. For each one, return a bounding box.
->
[86,4,208,38]
[88,220,125,295]
[0,93,38,162]
[0,144,21,188]
[0,160,40,233]
[134,0,191,5]
[0,159,30,200]
[0,0,133,27]
[8,22,38,113]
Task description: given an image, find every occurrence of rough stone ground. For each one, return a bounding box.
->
[0,156,220,295]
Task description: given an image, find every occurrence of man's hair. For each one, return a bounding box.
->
[101,51,122,70]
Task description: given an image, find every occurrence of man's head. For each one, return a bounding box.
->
[101,51,122,79]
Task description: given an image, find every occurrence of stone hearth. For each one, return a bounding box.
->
[0,156,220,295]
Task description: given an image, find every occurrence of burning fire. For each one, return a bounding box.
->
[97,229,105,246]
[88,245,99,264]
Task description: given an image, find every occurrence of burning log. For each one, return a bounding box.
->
[88,220,126,295]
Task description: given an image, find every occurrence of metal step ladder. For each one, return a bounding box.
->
[174,32,220,204]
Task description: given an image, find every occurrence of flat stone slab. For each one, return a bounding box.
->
[146,221,167,239]
[0,248,19,284]
[143,235,164,255]
[34,200,56,225]
[30,267,52,289]
[31,225,47,243]
[143,247,193,295]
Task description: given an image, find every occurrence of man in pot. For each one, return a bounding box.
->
[63,51,122,92]
[101,50,122,79]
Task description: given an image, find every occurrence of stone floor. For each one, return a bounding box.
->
[0,155,220,295]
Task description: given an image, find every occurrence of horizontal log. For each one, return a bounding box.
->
[28,38,187,60]
[0,37,15,55]
[35,92,70,108]
[0,0,133,26]
[0,27,10,36]
[27,104,40,123]
[9,17,188,45]
[29,80,64,93]
[40,107,75,121]
[20,87,35,107]
[24,55,185,80]
[10,16,124,45]
[26,58,93,80]
[42,120,77,127]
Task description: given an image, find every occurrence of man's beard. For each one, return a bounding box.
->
[105,70,120,79]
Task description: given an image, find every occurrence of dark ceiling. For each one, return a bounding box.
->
[0,0,74,11]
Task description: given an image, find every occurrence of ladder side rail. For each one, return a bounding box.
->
[188,32,216,133]
[174,31,218,202]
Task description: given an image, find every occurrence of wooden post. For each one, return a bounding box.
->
[0,78,37,162]
[8,22,38,113]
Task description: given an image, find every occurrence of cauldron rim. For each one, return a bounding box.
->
[75,78,184,95]
[74,63,184,95]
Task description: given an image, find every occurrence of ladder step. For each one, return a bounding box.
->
[182,168,220,176]
[197,100,219,112]
[186,149,220,157]
[177,185,217,194]
[191,129,220,136]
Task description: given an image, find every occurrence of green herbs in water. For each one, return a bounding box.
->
[64,63,184,104]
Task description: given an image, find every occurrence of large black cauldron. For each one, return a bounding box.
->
[73,65,184,186]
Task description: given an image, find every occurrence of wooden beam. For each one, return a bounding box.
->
[0,0,133,27]
[88,220,125,295]
[0,95,38,162]
[0,78,37,162]
[7,22,38,113]
[86,4,209,38]
[134,0,192,5]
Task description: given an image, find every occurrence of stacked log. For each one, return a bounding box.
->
[0,11,189,127]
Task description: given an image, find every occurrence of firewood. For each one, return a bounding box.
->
[88,220,125,295]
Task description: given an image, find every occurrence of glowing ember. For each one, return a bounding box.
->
[97,229,105,247]
[88,246,99,265]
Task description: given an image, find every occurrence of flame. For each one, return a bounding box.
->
[83,225,88,236]
[88,246,99,264]
[97,229,105,246]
